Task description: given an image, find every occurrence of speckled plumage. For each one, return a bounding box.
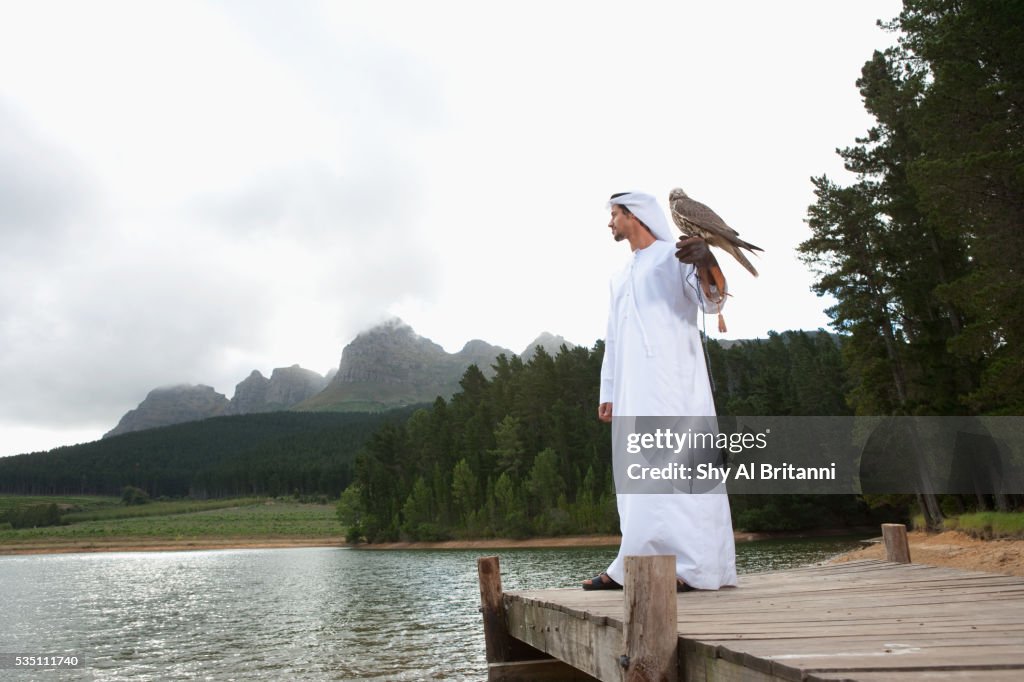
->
[669,188,763,277]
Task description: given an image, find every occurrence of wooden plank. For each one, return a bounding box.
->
[671,599,1024,619]
[680,608,1024,623]
[730,575,1024,593]
[670,608,1024,624]
[680,625,1024,640]
[882,523,912,563]
[733,573,1024,590]
[668,586,1024,602]
[686,639,801,682]
[623,555,677,682]
[669,584,1024,603]
[505,595,624,682]
[487,658,600,682]
[671,585,1024,606]
[680,639,784,682]
[722,644,1024,675]
[688,588,1024,606]
[677,623,1024,640]
[510,589,625,626]
[732,571,1024,588]
[743,560,910,577]
[668,587,1024,613]
[711,637,1024,657]
[724,577,1024,593]
[810,670,1024,681]
[673,602,1024,621]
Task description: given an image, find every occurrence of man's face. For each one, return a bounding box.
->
[608,205,633,242]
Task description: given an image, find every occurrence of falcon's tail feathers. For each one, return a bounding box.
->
[740,239,764,253]
[726,246,759,278]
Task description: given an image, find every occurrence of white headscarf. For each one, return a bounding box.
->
[606,191,674,243]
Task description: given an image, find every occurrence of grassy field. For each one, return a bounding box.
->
[0,495,342,550]
[946,511,1024,539]
[0,494,120,514]
[61,497,264,522]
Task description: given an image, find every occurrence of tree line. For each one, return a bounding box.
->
[798,0,1024,527]
[0,410,415,499]
[338,334,884,543]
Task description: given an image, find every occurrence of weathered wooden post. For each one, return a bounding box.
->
[478,555,515,664]
[622,555,678,682]
[477,555,597,681]
[882,523,912,563]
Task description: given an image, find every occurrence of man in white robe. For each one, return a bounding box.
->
[583,191,738,591]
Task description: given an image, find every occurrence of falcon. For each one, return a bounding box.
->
[669,188,763,277]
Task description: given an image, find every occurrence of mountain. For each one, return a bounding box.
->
[106,365,326,438]
[296,318,513,412]
[103,319,576,434]
[104,385,231,438]
[521,332,575,361]
[228,365,327,414]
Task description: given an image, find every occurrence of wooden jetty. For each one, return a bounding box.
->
[477,525,1024,681]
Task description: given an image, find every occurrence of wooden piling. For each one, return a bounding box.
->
[882,522,912,563]
[477,555,598,681]
[478,555,516,663]
[623,555,678,682]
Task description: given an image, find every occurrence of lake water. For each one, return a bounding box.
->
[0,537,866,680]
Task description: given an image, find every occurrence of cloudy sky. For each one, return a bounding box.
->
[0,0,902,457]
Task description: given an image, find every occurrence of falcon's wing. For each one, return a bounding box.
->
[670,194,744,242]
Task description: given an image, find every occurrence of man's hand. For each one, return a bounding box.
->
[675,236,713,265]
[598,402,612,423]
[677,236,727,303]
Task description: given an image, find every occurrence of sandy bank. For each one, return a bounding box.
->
[830,529,1024,576]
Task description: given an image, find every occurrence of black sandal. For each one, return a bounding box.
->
[582,573,621,591]
[677,579,695,593]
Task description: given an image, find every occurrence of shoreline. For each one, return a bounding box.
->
[0,527,873,556]
[352,526,876,550]
[3,530,1021,579]
[828,529,1024,576]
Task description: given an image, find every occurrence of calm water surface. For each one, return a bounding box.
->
[0,537,865,680]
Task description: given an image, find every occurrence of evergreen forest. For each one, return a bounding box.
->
[0,410,417,499]
[339,335,890,543]
[798,0,1024,528]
